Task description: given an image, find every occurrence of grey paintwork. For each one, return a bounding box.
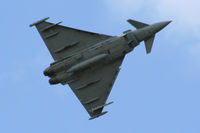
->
[30,17,171,120]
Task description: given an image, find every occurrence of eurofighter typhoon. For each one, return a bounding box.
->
[30,17,171,120]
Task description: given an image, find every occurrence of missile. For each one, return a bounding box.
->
[43,55,79,76]
[67,54,108,73]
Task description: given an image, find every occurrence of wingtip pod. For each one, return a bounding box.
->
[89,101,114,120]
[89,111,108,120]
[29,17,50,27]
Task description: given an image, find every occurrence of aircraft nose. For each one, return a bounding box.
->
[160,21,172,28]
[151,21,171,34]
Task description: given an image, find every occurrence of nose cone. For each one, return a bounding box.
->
[152,21,171,34]
[159,21,171,29]
[127,20,171,44]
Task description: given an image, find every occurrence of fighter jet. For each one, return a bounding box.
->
[30,17,171,120]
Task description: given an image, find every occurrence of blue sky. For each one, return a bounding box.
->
[0,0,200,132]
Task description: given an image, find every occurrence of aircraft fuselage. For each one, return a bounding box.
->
[45,35,134,85]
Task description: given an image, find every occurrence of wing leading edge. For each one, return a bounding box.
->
[30,17,123,120]
[68,56,124,120]
[30,17,112,61]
